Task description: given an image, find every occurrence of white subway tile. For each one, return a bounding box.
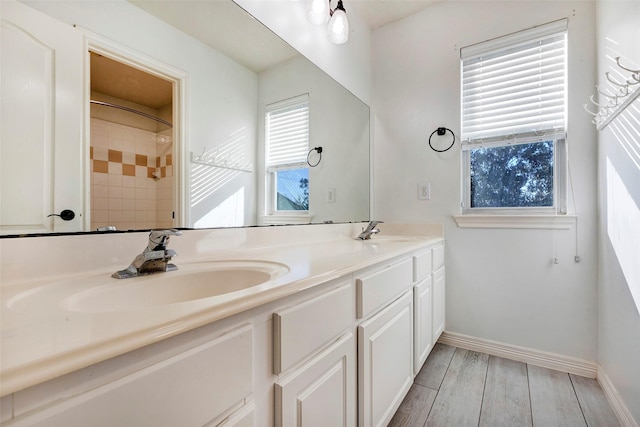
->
[92,210,109,222]
[135,188,147,200]
[108,174,122,187]
[122,187,135,200]
[108,198,122,211]
[92,185,109,198]
[92,146,108,161]
[108,162,122,175]
[108,187,122,199]
[122,199,136,211]
[122,151,135,165]
[92,197,108,210]
[93,173,109,186]
[122,176,136,188]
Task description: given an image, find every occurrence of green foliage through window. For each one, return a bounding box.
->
[470,141,554,208]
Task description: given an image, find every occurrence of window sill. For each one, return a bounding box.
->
[453,214,577,230]
[260,214,312,225]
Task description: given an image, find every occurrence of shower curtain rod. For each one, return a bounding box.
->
[90,99,172,128]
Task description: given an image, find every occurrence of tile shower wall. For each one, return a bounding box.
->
[90,118,174,231]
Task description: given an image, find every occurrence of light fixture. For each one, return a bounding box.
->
[306,0,330,25]
[306,0,349,45]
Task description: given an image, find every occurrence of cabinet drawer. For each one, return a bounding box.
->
[14,325,253,427]
[413,250,432,282]
[356,258,412,319]
[273,281,353,374]
[432,243,445,270]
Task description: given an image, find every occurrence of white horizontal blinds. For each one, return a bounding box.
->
[461,19,567,144]
[266,94,309,171]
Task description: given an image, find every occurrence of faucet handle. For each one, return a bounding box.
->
[148,229,182,251]
[356,220,384,240]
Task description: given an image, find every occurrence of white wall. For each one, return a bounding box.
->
[372,1,598,361]
[23,0,259,228]
[257,56,370,223]
[235,0,372,106]
[596,0,640,423]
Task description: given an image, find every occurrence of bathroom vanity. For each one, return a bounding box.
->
[0,223,445,426]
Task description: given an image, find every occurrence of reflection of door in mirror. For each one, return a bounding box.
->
[1,1,84,235]
[89,52,175,231]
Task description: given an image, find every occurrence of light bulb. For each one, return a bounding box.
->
[306,0,330,25]
[327,8,349,44]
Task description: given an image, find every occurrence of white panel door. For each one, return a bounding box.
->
[358,291,413,427]
[432,266,446,344]
[414,275,433,373]
[1,1,84,234]
[275,333,356,427]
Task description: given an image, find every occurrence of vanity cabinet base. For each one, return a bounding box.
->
[358,291,414,427]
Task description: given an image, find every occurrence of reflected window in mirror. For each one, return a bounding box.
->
[265,95,311,221]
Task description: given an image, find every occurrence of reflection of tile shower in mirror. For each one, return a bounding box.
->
[89,120,174,231]
[89,53,175,231]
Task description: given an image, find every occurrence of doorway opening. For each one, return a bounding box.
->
[86,45,184,231]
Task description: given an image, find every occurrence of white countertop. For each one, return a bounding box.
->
[0,222,443,396]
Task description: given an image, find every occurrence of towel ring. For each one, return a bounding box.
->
[428,127,455,152]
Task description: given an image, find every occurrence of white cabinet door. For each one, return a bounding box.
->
[413,275,433,373]
[275,333,356,427]
[432,266,445,344]
[358,291,413,427]
[1,1,84,234]
[215,402,255,427]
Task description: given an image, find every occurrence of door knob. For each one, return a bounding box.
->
[48,209,75,221]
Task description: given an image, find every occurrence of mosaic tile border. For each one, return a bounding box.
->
[90,147,173,179]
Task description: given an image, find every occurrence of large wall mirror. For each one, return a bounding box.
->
[0,0,370,236]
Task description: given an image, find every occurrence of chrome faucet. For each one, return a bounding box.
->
[356,221,384,240]
[112,229,182,279]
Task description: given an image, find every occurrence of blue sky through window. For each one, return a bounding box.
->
[276,168,309,210]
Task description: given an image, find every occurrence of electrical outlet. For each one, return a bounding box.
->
[418,182,430,200]
[327,188,336,203]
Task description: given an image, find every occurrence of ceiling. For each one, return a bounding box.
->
[349,0,442,29]
[129,0,441,73]
[130,0,299,74]
[90,52,173,109]
[95,0,440,109]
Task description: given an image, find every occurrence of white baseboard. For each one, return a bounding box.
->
[597,367,639,427]
[438,331,598,378]
[438,331,638,426]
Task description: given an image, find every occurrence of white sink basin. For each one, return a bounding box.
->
[6,260,289,314]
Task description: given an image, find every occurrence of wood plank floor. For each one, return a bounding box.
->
[389,344,620,427]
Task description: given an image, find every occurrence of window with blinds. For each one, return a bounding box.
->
[461,19,567,143]
[460,20,568,213]
[265,94,310,213]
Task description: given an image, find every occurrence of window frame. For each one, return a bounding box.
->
[459,19,568,217]
[264,94,311,220]
[266,166,309,215]
[461,134,567,215]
